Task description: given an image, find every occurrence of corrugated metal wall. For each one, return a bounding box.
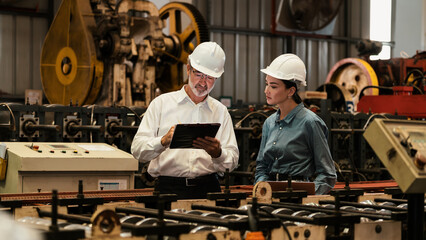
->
[0,1,54,99]
[0,0,371,105]
[194,0,371,105]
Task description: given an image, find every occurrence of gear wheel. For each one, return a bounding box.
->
[157,2,209,93]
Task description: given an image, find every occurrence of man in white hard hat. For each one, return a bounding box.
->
[254,54,336,195]
[131,42,239,199]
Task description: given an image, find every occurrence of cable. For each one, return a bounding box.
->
[352,171,367,181]
[410,85,424,95]
[87,105,97,143]
[118,106,144,121]
[411,76,425,88]
[404,69,424,86]
[362,113,389,130]
[399,51,410,58]
[358,85,393,101]
[406,75,425,94]
[258,208,292,240]
[234,111,270,128]
[0,103,16,131]
[333,161,346,181]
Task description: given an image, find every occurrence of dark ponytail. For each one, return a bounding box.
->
[282,80,302,104]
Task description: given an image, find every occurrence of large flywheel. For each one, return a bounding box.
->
[157,2,209,93]
[40,0,103,106]
[325,58,379,108]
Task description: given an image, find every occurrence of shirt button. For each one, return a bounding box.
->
[273,142,276,145]
[280,127,282,130]
[275,157,278,160]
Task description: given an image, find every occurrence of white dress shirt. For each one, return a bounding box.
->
[131,86,239,178]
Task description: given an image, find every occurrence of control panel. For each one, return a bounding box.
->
[364,119,426,193]
[0,142,138,193]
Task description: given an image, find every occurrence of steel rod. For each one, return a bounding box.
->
[26,123,60,132]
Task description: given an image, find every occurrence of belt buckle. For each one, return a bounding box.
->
[186,178,196,186]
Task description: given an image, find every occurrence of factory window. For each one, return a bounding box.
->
[369,0,392,60]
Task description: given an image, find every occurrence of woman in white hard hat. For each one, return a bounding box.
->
[131,42,239,199]
[254,54,336,195]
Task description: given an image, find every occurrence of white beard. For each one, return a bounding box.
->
[188,75,215,97]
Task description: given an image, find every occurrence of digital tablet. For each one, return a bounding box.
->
[170,123,221,149]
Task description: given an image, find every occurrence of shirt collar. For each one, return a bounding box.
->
[176,86,188,103]
[177,85,213,111]
[275,103,304,124]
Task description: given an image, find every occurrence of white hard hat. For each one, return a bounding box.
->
[261,53,307,87]
[188,42,225,78]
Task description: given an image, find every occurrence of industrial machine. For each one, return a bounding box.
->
[364,119,426,193]
[323,50,425,117]
[0,142,138,193]
[308,50,426,183]
[40,0,208,107]
[364,118,426,239]
[0,180,412,240]
[2,0,426,199]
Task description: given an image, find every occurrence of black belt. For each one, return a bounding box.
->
[158,173,218,187]
[269,173,306,181]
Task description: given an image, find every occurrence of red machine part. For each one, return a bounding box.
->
[356,51,426,118]
[368,51,426,87]
[357,86,426,119]
[333,180,398,192]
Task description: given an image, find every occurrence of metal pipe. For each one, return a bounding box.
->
[37,209,136,229]
[49,190,58,232]
[191,204,314,224]
[330,128,365,133]
[116,206,233,227]
[116,206,281,231]
[0,123,13,130]
[38,209,92,224]
[25,123,60,132]
[110,125,138,132]
[37,208,192,237]
[255,202,390,220]
[374,198,408,204]
[209,26,394,46]
[318,199,409,212]
[68,124,104,132]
